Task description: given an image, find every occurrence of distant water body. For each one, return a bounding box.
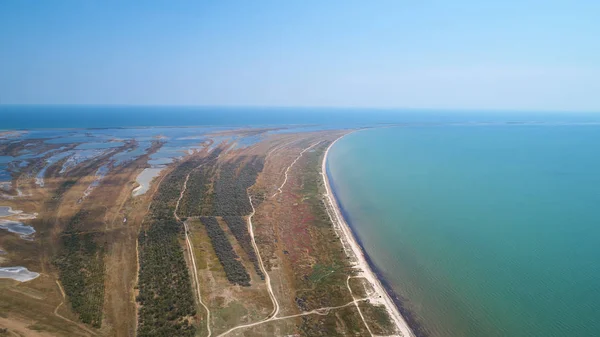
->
[2,105,600,129]
[327,125,600,337]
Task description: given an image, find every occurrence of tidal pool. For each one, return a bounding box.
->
[0,266,40,282]
[112,141,152,166]
[0,206,19,217]
[0,220,35,239]
[133,168,163,196]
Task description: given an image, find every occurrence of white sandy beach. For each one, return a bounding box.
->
[322,133,415,337]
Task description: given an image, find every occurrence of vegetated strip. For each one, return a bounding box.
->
[54,211,106,328]
[179,167,212,217]
[213,156,265,216]
[178,150,222,217]
[222,216,264,280]
[136,157,211,337]
[199,216,251,286]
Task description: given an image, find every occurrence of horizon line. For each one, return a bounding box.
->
[1,104,599,114]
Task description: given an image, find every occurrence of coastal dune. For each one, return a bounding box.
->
[322,134,415,337]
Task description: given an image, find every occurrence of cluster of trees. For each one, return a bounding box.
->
[178,149,222,217]
[214,156,264,216]
[135,151,265,335]
[200,216,251,286]
[137,221,196,337]
[150,159,202,215]
[179,167,214,217]
[137,162,198,337]
[54,211,105,328]
[222,216,264,279]
[152,149,223,217]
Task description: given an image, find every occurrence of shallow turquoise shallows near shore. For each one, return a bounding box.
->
[327,125,600,337]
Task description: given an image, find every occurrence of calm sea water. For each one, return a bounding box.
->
[3,105,600,129]
[327,125,600,337]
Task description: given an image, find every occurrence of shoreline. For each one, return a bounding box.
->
[322,132,417,337]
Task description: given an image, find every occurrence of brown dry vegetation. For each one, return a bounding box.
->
[1,140,162,337]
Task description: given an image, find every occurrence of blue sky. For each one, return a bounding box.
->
[1,0,599,111]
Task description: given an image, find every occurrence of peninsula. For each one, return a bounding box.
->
[0,126,415,336]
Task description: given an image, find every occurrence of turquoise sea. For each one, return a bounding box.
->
[327,125,600,337]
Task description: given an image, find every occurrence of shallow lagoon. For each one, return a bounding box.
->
[7,127,225,192]
[74,142,124,150]
[0,220,35,239]
[36,151,74,186]
[133,168,163,196]
[0,156,12,183]
[112,141,153,166]
[5,127,240,183]
[0,266,40,282]
[60,149,111,173]
[0,206,19,217]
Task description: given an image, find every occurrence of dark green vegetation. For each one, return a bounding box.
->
[137,222,196,337]
[136,157,203,337]
[53,211,105,328]
[179,154,266,286]
[136,151,267,334]
[176,148,222,217]
[179,166,215,217]
[200,216,251,286]
[214,156,264,216]
[222,216,264,279]
[180,154,264,217]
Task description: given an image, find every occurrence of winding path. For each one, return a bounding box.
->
[208,138,398,336]
[54,280,98,336]
[347,276,374,336]
[174,163,212,337]
[218,139,373,336]
[270,142,320,198]
[217,296,371,336]
[246,193,280,318]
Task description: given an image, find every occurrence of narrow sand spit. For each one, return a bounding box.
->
[322,134,415,337]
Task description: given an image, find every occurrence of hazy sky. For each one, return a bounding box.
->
[1,1,599,111]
